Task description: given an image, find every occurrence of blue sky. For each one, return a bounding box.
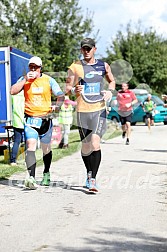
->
[78,0,167,57]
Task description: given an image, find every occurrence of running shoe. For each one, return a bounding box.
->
[85,178,90,188]
[10,162,17,166]
[41,172,50,186]
[126,138,130,145]
[62,144,68,149]
[24,176,38,189]
[122,131,126,139]
[58,143,64,149]
[85,171,92,189]
[89,178,98,192]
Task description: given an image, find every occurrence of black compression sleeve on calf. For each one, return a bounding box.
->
[90,150,101,179]
[25,151,36,178]
[81,152,91,174]
[43,151,52,173]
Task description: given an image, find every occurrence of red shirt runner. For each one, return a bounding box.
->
[117,90,137,111]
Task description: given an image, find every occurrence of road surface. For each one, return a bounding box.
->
[0,124,167,252]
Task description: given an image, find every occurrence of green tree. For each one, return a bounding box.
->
[105,22,167,93]
[0,0,94,72]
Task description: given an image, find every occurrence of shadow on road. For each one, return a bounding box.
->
[0,179,94,195]
[35,227,167,252]
[121,159,167,166]
[141,149,167,153]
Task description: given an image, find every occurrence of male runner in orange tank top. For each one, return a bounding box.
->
[10,56,64,189]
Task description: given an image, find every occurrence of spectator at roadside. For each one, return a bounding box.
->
[10,90,25,166]
[58,96,77,149]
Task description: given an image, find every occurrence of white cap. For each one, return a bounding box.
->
[28,56,42,66]
[148,94,152,98]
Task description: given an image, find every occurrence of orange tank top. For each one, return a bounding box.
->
[24,74,52,117]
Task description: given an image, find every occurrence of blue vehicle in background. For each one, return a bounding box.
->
[107,89,167,125]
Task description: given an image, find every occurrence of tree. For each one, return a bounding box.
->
[0,0,94,72]
[105,22,167,93]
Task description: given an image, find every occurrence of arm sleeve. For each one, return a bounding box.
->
[49,77,64,96]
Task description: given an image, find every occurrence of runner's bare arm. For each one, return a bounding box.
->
[54,94,65,112]
[10,78,26,95]
[101,63,116,101]
[105,62,116,91]
[65,69,82,95]
[65,69,75,95]
[132,98,138,105]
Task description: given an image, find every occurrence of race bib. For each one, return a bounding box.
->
[25,117,42,128]
[83,82,100,95]
[32,87,43,94]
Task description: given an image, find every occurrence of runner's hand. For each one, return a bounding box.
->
[75,85,83,94]
[101,90,112,101]
[125,102,132,108]
[26,71,37,80]
[112,100,117,106]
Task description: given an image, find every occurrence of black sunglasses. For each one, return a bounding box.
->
[82,47,92,52]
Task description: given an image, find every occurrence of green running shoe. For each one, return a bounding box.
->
[41,172,50,186]
[24,176,38,190]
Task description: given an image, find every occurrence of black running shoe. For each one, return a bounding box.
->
[126,138,130,145]
[122,131,126,139]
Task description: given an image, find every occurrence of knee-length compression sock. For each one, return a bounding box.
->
[25,151,36,178]
[43,151,52,173]
[90,150,101,179]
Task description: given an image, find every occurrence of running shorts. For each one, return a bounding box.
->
[77,109,107,142]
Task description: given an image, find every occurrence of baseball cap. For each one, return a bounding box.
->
[81,38,95,48]
[28,56,42,66]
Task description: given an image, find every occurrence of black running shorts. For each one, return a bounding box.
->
[119,113,133,125]
[145,112,153,120]
[77,109,107,142]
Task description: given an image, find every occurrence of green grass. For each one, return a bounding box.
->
[0,165,24,180]
[0,125,121,179]
[34,131,81,167]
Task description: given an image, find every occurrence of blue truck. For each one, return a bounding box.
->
[0,46,32,150]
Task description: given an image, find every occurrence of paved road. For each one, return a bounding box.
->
[0,124,167,252]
